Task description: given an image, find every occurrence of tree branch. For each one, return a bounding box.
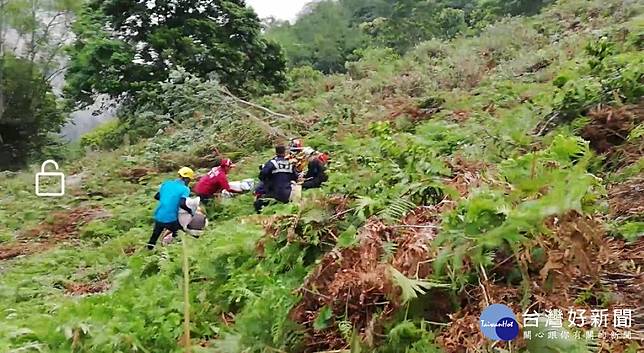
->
[218,86,293,120]
[45,64,67,82]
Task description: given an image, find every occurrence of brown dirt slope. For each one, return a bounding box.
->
[0,206,109,261]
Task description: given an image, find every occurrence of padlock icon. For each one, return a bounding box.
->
[35,160,65,197]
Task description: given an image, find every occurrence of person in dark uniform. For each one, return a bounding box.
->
[302,150,329,190]
[254,145,297,213]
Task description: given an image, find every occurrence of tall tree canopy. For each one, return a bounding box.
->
[265,0,554,72]
[0,54,64,169]
[265,0,368,73]
[0,0,74,169]
[65,0,287,108]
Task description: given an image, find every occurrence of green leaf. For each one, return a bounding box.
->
[388,266,450,304]
[301,207,330,224]
[313,306,333,331]
[337,225,358,248]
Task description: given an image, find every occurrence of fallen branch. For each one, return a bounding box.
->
[219,86,293,120]
[390,224,440,229]
[535,112,560,136]
[300,286,333,300]
[240,111,287,139]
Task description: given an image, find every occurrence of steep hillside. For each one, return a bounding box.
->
[0,1,642,353]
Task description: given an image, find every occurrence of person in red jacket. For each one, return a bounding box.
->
[193,158,240,203]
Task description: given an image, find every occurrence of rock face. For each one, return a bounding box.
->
[4,14,116,142]
[61,104,116,142]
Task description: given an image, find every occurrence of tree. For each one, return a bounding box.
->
[64,0,287,109]
[0,54,64,169]
[0,0,73,169]
[374,0,441,53]
[265,0,367,73]
[437,7,467,39]
[2,0,78,79]
[267,0,556,69]
[478,0,554,17]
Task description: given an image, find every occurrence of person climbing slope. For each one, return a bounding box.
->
[302,148,329,190]
[193,158,241,203]
[147,167,195,250]
[254,145,298,213]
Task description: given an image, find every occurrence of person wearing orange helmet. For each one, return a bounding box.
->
[193,158,240,203]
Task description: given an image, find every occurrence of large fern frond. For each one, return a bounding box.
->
[379,198,416,223]
[388,266,450,304]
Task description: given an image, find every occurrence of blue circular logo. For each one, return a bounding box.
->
[479,304,519,341]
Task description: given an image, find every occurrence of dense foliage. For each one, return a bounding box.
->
[0,0,77,169]
[0,0,642,353]
[265,0,555,72]
[0,55,65,169]
[64,0,288,109]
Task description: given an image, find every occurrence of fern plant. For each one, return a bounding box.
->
[388,266,450,305]
[379,198,417,224]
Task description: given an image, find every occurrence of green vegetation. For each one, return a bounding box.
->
[0,0,642,353]
[0,0,80,170]
[0,54,65,170]
[65,0,287,109]
[265,0,556,72]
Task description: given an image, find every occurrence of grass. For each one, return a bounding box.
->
[0,0,642,352]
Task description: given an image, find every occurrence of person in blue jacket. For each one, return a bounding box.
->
[147,167,196,250]
[254,145,297,213]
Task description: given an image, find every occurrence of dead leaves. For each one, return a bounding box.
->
[538,211,605,283]
[582,104,642,154]
[608,176,644,221]
[65,275,111,296]
[581,103,644,170]
[119,167,157,183]
[292,210,444,351]
[0,207,109,261]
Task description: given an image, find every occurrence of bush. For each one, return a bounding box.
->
[407,39,448,63]
[287,66,325,98]
[80,119,123,150]
[345,47,401,80]
[0,54,65,170]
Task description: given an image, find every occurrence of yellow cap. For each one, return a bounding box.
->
[178,167,195,180]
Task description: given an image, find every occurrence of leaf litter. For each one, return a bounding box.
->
[608,176,644,221]
[0,206,109,261]
[581,103,643,170]
[439,210,643,353]
[289,157,486,351]
[65,271,111,296]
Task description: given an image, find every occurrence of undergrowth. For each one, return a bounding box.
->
[0,1,642,352]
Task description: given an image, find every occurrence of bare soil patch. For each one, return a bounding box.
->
[0,207,109,261]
